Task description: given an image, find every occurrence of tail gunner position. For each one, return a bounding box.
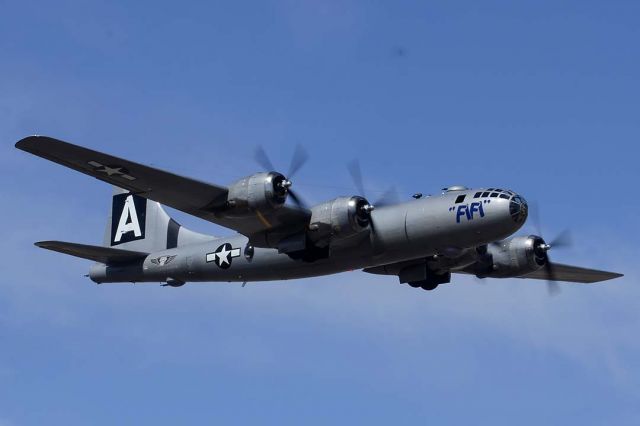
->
[16,136,622,293]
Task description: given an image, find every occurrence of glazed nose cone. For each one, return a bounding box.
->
[509,194,528,225]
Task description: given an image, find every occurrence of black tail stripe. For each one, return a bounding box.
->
[166,219,181,249]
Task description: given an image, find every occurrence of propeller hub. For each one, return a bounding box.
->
[281,179,292,189]
[362,204,375,213]
[254,144,309,209]
[351,197,373,227]
[271,174,292,198]
[530,236,549,265]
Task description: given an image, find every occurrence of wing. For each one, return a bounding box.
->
[16,136,310,239]
[365,259,622,285]
[520,262,623,284]
[35,241,148,264]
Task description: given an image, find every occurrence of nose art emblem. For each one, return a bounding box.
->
[449,201,489,223]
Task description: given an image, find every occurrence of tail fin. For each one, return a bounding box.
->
[105,187,214,252]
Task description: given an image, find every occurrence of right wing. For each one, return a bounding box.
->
[16,136,311,239]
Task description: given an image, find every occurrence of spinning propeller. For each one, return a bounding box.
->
[347,159,399,230]
[254,144,309,209]
[530,203,573,296]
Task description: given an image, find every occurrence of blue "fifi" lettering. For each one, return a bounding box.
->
[455,202,485,223]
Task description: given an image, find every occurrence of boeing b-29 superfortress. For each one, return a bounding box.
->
[16,136,622,293]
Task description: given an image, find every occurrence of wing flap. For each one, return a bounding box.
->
[521,263,623,283]
[35,241,148,264]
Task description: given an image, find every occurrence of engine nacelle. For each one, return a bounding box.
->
[226,172,288,214]
[307,196,371,247]
[473,235,547,278]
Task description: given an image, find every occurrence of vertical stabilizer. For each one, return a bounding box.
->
[104,187,214,253]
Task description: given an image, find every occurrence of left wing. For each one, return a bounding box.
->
[365,259,622,284]
[16,136,310,240]
[520,262,622,283]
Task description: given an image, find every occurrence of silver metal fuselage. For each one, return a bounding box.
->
[90,188,526,284]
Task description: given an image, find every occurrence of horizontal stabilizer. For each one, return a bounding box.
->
[35,241,148,264]
[521,262,623,283]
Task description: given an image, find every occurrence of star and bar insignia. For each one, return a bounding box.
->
[206,243,241,269]
[88,161,136,181]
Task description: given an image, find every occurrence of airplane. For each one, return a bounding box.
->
[15,135,622,293]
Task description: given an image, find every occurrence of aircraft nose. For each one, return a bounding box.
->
[509,194,528,224]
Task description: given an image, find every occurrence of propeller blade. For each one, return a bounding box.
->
[287,189,308,210]
[288,144,309,179]
[529,203,571,296]
[544,259,561,296]
[549,229,572,249]
[547,280,561,296]
[255,145,310,209]
[254,146,275,171]
[347,159,366,197]
[529,201,542,236]
[374,186,399,207]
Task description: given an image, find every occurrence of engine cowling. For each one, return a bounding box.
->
[307,196,372,247]
[226,172,289,214]
[473,235,548,278]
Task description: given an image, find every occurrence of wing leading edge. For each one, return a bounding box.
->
[16,136,310,239]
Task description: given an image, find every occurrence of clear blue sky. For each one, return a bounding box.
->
[1,0,639,424]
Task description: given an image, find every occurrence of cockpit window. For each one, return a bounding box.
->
[473,192,482,198]
[481,191,490,197]
[455,194,466,204]
[490,193,499,197]
[499,194,510,199]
